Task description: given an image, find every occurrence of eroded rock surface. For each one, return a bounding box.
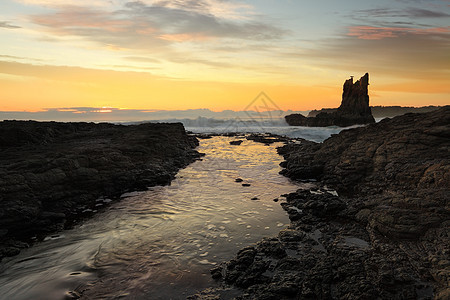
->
[285,73,375,127]
[0,121,200,260]
[197,107,449,299]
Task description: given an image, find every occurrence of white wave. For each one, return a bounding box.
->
[149,117,361,143]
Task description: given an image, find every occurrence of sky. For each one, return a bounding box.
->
[0,0,449,114]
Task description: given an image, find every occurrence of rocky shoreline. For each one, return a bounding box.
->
[0,121,201,261]
[191,106,449,299]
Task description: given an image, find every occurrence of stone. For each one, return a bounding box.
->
[0,120,200,261]
[65,291,81,299]
[308,105,441,119]
[285,73,375,127]
[196,107,449,299]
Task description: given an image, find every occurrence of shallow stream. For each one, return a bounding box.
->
[0,136,303,299]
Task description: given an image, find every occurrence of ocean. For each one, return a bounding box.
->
[148,117,364,143]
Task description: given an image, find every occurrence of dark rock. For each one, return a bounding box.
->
[65,291,81,299]
[235,178,244,182]
[246,134,289,145]
[196,134,213,139]
[308,105,441,119]
[0,121,200,261]
[242,183,251,187]
[251,197,259,200]
[211,266,223,280]
[285,73,375,127]
[197,107,449,300]
[230,140,243,145]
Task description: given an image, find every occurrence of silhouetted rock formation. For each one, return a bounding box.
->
[308,105,441,118]
[285,73,375,127]
[0,121,200,260]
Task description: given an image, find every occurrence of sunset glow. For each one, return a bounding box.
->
[0,0,449,113]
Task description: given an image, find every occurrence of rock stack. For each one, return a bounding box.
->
[285,73,375,127]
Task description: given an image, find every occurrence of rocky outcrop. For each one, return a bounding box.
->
[0,121,200,260]
[308,105,441,118]
[195,107,449,299]
[285,73,375,127]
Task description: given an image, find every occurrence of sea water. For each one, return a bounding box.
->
[157,117,357,142]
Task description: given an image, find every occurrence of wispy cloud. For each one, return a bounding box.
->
[29,1,285,48]
[347,25,450,40]
[406,7,450,18]
[147,0,255,20]
[354,7,450,19]
[14,0,111,7]
[123,56,161,63]
[0,21,21,29]
[294,27,450,80]
[0,54,45,62]
[24,0,286,71]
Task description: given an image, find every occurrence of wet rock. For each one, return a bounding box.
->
[195,134,213,139]
[0,121,200,261]
[41,211,66,220]
[197,107,449,299]
[246,134,290,145]
[278,228,305,242]
[65,291,81,299]
[210,266,223,280]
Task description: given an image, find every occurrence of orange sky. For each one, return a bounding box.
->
[0,0,449,113]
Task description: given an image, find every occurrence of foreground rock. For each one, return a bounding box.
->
[195,107,449,299]
[285,73,375,127]
[0,121,200,260]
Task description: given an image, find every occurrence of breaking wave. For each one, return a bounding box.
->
[152,117,361,143]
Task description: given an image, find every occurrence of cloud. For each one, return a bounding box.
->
[0,21,21,29]
[146,0,255,20]
[29,1,285,48]
[123,56,161,63]
[294,27,450,80]
[0,54,45,62]
[15,0,110,7]
[0,54,26,60]
[17,0,254,19]
[354,7,450,19]
[25,0,286,70]
[347,25,450,40]
[405,7,450,18]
